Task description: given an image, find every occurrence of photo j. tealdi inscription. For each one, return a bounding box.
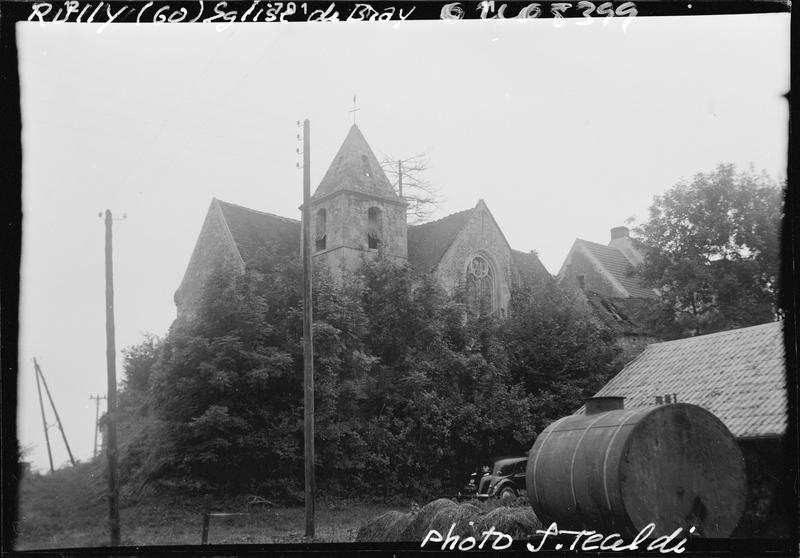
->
[422,522,696,553]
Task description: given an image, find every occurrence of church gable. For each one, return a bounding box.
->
[175,199,246,320]
[175,199,300,320]
[407,201,549,314]
[432,200,515,314]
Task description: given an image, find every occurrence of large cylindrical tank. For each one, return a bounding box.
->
[526,400,746,537]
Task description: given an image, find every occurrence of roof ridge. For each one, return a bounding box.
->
[410,207,474,229]
[216,199,300,224]
[579,238,618,250]
[651,321,782,347]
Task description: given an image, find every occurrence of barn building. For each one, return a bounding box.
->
[175,124,549,320]
[587,321,790,537]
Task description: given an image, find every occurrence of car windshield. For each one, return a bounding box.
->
[494,461,520,476]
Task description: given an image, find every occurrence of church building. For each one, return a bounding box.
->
[175,124,549,320]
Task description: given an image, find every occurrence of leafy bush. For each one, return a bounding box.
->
[116,254,618,499]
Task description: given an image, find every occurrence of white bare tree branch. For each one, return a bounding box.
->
[379,151,443,224]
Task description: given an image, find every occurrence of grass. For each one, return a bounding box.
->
[12,462,399,550]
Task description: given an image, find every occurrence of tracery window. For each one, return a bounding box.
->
[368,206,381,249]
[466,255,495,314]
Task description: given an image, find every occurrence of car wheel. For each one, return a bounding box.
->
[498,487,516,501]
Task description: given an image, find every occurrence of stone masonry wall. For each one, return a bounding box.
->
[175,202,244,321]
[311,190,407,276]
[434,203,512,313]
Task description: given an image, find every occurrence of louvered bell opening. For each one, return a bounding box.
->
[368,231,380,249]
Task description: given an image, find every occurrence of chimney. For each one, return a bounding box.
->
[584,396,625,415]
[609,225,644,266]
[610,226,629,241]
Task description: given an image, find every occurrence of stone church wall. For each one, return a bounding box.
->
[175,202,244,321]
[435,204,512,313]
[311,191,407,276]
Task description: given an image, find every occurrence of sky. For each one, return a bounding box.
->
[16,14,789,472]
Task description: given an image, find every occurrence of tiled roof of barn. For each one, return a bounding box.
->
[577,239,657,298]
[407,208,474,273]
[312,124,399,201]
[216,199,300,263]
[511,249,550,283]
[591,321,786,438]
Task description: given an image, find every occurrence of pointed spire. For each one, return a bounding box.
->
[312,124,398,201]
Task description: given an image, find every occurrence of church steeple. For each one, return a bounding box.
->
[312,124,399,202]
[309,124,407,276]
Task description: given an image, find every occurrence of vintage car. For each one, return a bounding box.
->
[458,456,528,501]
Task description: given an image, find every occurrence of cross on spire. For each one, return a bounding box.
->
[349,94,360,124]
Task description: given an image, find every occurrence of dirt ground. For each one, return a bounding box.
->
[11,463,400,550]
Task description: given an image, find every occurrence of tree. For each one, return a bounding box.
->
[502,280,620,434]
[115,254,624,499]
[119,333,161,410]
[380,152,442,223]
[632,163,782,338]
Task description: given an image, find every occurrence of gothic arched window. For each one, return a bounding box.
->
[466,255,495,314]
[315,208,327,251]
[368,206,382,249]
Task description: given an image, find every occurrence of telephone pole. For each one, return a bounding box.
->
[34,359,54,473]
[102,209,121,546]
[398,160,403,198]
[33,358,75,467]
[89,394,107,458]
[300,119,315,538]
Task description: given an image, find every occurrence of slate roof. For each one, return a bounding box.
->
[312,124,399,201]
[591,321,787,438]
[215,197,550,283]
[577,239,657,298]
[407,208,474,273]
[511,249,551,283]
[216,199,300,263]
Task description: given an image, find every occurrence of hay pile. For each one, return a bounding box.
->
[475,506,542,540]
[427,502,482,538]
[355,498,541,543]
[356,510,414,542]
[400,498,460,540]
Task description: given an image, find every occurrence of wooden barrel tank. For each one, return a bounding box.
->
[526,398,746,537]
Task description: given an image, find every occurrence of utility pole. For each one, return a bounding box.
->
[33,358,75,467]
[101,209,121,546]
[33,359,54,473]
[300,119,315,538]
[89,394,107,458]
[398,160,403,198]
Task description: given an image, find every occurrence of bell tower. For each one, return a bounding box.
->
[308,124,408,276]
